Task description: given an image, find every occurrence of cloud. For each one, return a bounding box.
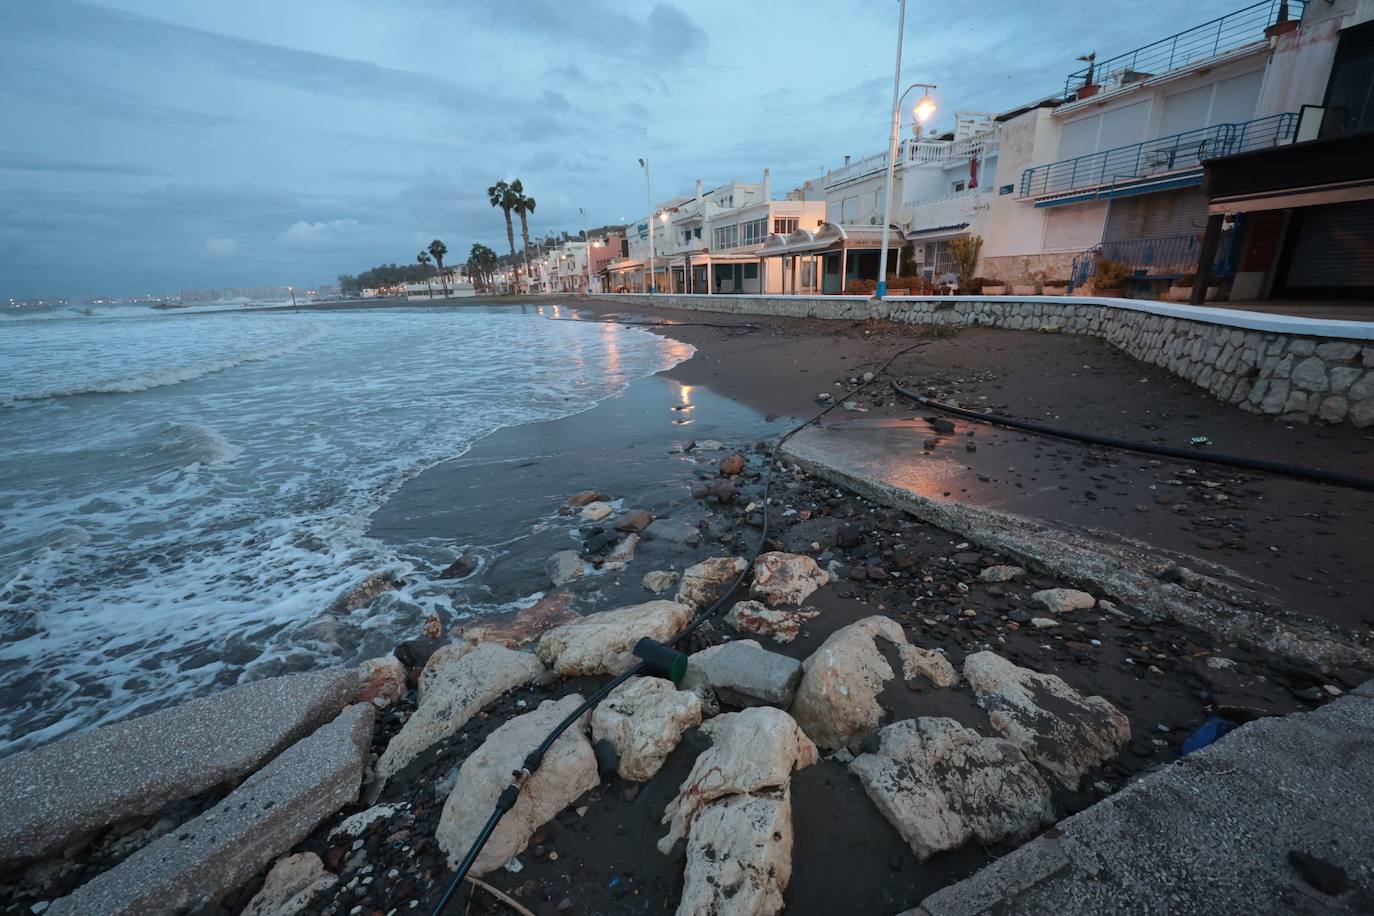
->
[0,149,160,176]
[468,1,706,61]
[205,237,238,258]
[279,219,364,251]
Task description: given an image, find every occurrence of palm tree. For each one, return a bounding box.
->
[416,250,433,297]
[488,180,518,289]
[428,239,449,297]
[510,179,536,292]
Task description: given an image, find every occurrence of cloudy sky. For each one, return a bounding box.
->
[3,0,1221,298]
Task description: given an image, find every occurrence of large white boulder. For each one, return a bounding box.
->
[436,695,599,876]
[591,677,702,781]
[963,651,1131,788]
[659,706,817,852]
[750,552,829,607]
[377,643,543,781]
[676,556,748,609]
[789,616,956,751]
[242,852,337,916]
[676,787,793,916]
[537,600,693,676]
[416,641,477,701]
[850,717,1054,861]
[724,600,819,644]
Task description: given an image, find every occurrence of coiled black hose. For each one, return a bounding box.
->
[430,339,933,913]
[890,382,1374,493]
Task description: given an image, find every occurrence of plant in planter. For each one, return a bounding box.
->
[885,273,909,295]
[981,278,1008,295]
[1167,273,1195,301]
[1074,52,1099,99]
[1042,279,1069,295]
[950,235,984,294]
[1092,259,1131,296]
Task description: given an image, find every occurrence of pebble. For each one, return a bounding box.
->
[1030,617,1059,629]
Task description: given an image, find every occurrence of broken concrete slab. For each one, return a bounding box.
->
[681,639,803,708]
[0,667,358,868]
[48,704,373,916]
[850,717,1054,862]
[536,600,693,677]
[436,695,599,876]
[377,643,543,781]
[963,651,1130,789]
[590,676,702,781]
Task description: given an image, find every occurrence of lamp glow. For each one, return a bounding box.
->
[914,92,936,124]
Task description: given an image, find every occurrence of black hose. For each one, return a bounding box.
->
[890,382,1374,493]
[430,339,931,914]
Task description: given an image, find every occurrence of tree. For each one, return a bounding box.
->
[428,239,449,297]
[416,250,433,297]
[510,179,536,292]
[467,242,498,293]
[949,235,983,293]
[488,180,519,289]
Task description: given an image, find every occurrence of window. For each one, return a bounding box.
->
[740,217,767,246]
[773,217,799,235]
[682,229,693,244]
[694,227,702,239]
[714,223,739,249]
[952,180,966,193]
[743,263,758,280]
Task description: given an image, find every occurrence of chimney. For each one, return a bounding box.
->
[763,168,772,200]
[843,155,851,166]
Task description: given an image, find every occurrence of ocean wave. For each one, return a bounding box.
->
[2,324,327,404]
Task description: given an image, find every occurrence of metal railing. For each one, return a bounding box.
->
[1019,112,1298,198]
[1064,0,1304,99]
[1067,232,1237,291]
[824,131,1000,187]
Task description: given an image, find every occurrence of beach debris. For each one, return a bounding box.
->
[750,551,829,607]
[675,556,748,609]
[682,639,803,708]
[1030,588,1096,614]
[537,600,693,677]
[723,600,819,644]
[641,569,680,594]
[851,717,1053,861]
[241,852,338,916]
[436,695,598,877]
[591,677,702,781]
[355,654,407,708]
[963,651,1130,788]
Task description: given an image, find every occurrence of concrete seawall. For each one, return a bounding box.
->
[591,293,1374,427]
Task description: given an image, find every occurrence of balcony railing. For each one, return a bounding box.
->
[1019,112,1298,198]
[824,131,1000,188]
[1068,233,1238,291]
[1064,0,1305,100]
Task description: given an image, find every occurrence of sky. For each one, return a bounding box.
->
[2,0,1229,298]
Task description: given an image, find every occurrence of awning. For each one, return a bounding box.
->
[758,222,908,256]
[1032,173,1203,208]
[903,222,970,240]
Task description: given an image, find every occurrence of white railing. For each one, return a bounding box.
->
[905,132,999,165]
[907,187,992,231]
[824,150,889,187]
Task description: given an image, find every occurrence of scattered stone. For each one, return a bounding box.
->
[719,454,746,476]
[1206,656,1237,671]
[545,550,585,586]
[49,705,373,916]
[724,600,819,644]
[537,600,693,676]
[676,556,748,609]
[332,571,401,612]
[677,788,794,916]
[791,616,956,751]
[1030,617,1059,630]
[682,640,804,708]
[963,651,1130,788]
[0,668,357,869]
[850,717,1054,861]
[566,490,604,507]
[642,569,680,594]
[437,553,478,580]
[930,417,956,433]
[644,518,701,546]
[978,565,1025,583]
[377,643,543,781]
[241,852,337,916]
[750,552,829,607]
[355,655,407,708]
[457,591,578,650]
[420,612,444,640]
[614,509,654,533]
[1030,588,1096,614]
[712,479,738,504]
[694,439,725,451]
[436,695,599,877]
[579,501,614,522]
[601,532,640,570]
[590,677,703,781]
[328,803,407,841]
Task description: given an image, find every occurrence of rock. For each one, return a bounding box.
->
[712,479,738,504]
[642,570,681,594]
[614,509,654,533]
[591,677,702,781]
[377,643,543,781]
[790,616,956,751]
[327,802,407,841]
[750,552,829,607]
[566,489,604,507]
[355,654,407,708]
[457,591,578,650]
[850,717,1053,861]
[723,600,819,644]
[682,640,804,708]
[694,439,725,451]
[1288,849,1349,896]
[48,705,373,916]
[1030,617,1059,629]
[394,636,445,683]
[537,600,693,676]
[546,550,585,586]
[1290,357,1330,393]
[963,651,1130,788]
[1030,588,1096,614]
[437,553,478,580]
[644,518,701,546]
[416,641,478,700]
[659,707,817,852]
[600,533,640,572]
[420,612,445,640]
[332,571,401,612]
[1205,656,1237,671]
[719,453,746,476]
[579,501,614,522]
[676,788,793,916]
[0,668,357,869]
[436,695,599,876]
[241,852,337,916]
[676,556,748,609]
[978,565,1025,583]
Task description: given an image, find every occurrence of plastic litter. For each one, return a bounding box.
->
[1180,715,1234,755]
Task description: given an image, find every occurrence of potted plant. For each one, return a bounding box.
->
[1042,279,1069,296]
[950,235,984,294]
[1092,259,1131,297]
[980,278,1008,295]
[1074,52,1099,99]
[1010,282,1038,295]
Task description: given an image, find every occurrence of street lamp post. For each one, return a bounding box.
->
[639,158,656,294]
[580,207,595,296]
[876,0,937,299]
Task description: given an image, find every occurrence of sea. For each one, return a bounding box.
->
[0,301,692,755]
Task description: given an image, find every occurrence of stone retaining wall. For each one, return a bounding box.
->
[593,293,1374,427]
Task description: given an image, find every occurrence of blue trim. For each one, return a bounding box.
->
[1034,173,1203,208]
